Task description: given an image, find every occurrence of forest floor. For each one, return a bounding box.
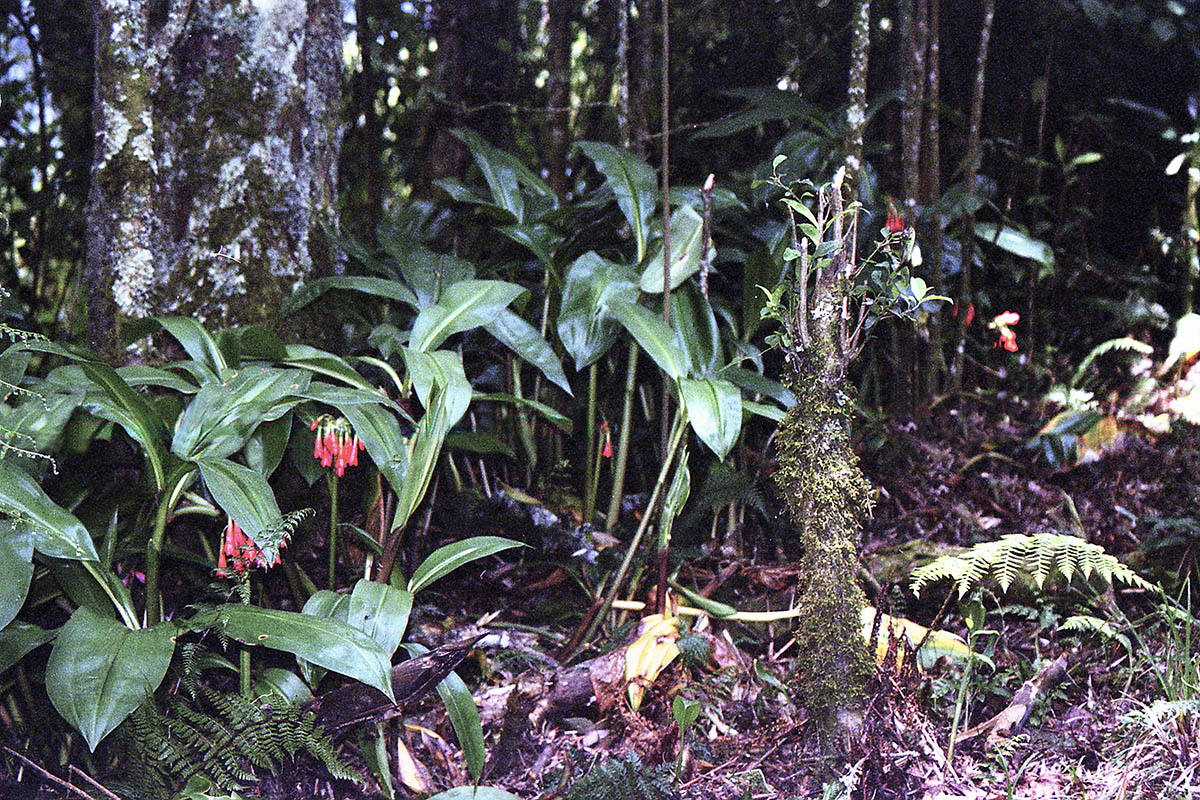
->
[4,393,1199,800]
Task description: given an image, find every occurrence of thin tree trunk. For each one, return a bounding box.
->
[921,0,944,400]
[842,0,870,195]
[545,0,572,199]
[952,0,995,387]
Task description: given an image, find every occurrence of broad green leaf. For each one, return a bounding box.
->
[334,400,411,491]
[114,365,199,393]
[576,141,658,262]
[195,458,284,564]
[556,252,640,370]
[387,242,476,307]
[692,87,823,140]
[404,642,486,784]
[283,344,379,392]
[722,366,796,407]
[1,390,82,454]
[451,128,525,221]
[975,223,1054,271]
[401,348,472,431]
[0,621,55,675]
[640,205,711,293]
[303,589,353,624]
[0,460,97,561]
[409,280,524,353]
[172,367,309,460]
[347,579,413,657]
[670,284,721,377]
[485,309,572,395]
[281,276,418,316]
[498,223,559,271]
[122,317,227,372]
[438,670,486,784]
[254,668,314,706]
[0,520,34,629]
[218,325,289,364]
[679,377,742,460]
[217,604,393,700]
[242,414,292,478]
[425,789,523,800]
[408,536,525,595]
[606,300,689,381]
[743,399,785,422]
[45,607,175,751]
[77,361,169,480]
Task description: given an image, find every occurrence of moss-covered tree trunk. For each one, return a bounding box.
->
[773,175,874,750]
[85,0,343,353]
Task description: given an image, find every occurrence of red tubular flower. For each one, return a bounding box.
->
[886,202,905,234]
[312,415,363,477]
[215,517,282,576]
[600,421,613,459]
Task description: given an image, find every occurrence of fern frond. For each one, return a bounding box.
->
[1070,337,1153,390]
[910,532,1155,599]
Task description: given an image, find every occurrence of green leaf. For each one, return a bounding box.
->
[407,536,525,595]
[556,252,640,370]
[0,520,34,629]
[576,141,658,262]
[692,88,823,140]
[606,300,689,381]
[281,276,419,316]
[172,367,309,460]
[404,642,486,785]
[77,361,169,482]
[334,400,411,491]
[122,317,227,372]
[283,344,380,392]
[45,607,175,751]
[639,205,711,293]
[485,309,572,395]
[670,284,721,377]
[216,604,393,700]
[679,377,742,460]
[409,280,525,353]
[195,458,284,564]
[0,620,55,675]
[451,128,529,221]
[425,789,523,800]
[975,223,1054,270]
[438,670,486,784]
[254,668,314,706]
[473,392,572,434]
[401,348,472,432]
[0,460,98,561]
[242,414,292,478]
[114,365,200,393]
[347,579,413,657]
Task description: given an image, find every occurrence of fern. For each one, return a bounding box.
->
[1069,336,1153,391]
[115,686,358,799]
[1060,614,1131,652]
[565,751,673,800]
[911,532,1155,599]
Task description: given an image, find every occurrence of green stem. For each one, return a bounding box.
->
[583,363,598,524]
[327,472,339,589]
[575,410,688,654]
[605,341,640,532]
[512,359,538,483]
[144,464,196,626]
[82,560,139,629]
[239,641,252,697]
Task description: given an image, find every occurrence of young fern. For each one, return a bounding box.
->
[911,532,1154,599]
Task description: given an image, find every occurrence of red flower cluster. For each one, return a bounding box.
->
[886,202,906,234]
[311,416,364,477]
[991,311,1020,352]
[216,517,278,577]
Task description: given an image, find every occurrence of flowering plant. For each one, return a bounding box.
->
[310,415,364,477]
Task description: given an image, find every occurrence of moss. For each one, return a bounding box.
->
[773,346,874,745]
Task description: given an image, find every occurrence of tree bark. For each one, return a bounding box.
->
[85,0,343,355]
[952,0,995,387]
[773,180,874,751]
[842,0,869,195]
[544,0,572,200]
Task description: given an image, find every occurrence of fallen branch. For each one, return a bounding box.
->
[955,653,1069,746]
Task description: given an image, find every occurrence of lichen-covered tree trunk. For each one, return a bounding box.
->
[773,180,874,750]
[85,0,342,353]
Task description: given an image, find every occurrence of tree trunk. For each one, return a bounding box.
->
[773,180,874,750]
[544,0,572,200]
[85,0,343,354]
[842,0,869,194]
